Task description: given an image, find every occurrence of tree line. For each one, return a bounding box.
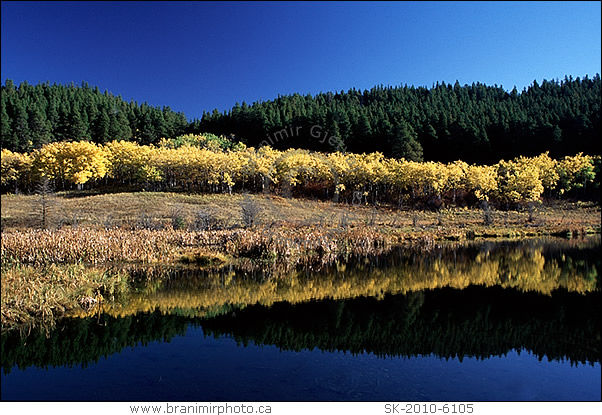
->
[1,79,189,152]
[2,138,598,207]
[2,75,600,163]
[192,74,601,163]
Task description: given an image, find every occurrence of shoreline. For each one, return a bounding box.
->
[2,232,600,334]
[1,218,600,267]
[1,192,600,333]
[1,191,600,267]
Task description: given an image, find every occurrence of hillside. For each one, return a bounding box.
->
[2,75,600,163]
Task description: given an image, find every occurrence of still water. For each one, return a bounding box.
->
[2,237,600,401]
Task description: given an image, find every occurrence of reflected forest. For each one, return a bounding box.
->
[3,237,600,374]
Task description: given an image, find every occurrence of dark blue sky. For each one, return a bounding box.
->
[2,1,600,121]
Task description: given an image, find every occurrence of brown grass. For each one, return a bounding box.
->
[1,263,129,333]
[0,226,394,266]
[1,192,600,267]
[2,191,600,232]
[2,191,598,334]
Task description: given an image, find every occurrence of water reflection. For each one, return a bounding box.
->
[2,237,599,374]
[201,285,600,366]
[2,284,599,375]
[67,235,600,319]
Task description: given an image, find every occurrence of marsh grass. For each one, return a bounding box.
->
[1,263,129,333]
[2,190,598,336]
[1,228,183,265]
[0,226,395,267]
[1,193,600,267]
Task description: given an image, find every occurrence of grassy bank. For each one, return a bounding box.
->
[1,192,601,269]
[1,191,600,332]
[1,263,129,333]
[2,191,600,246]
[2,191,600,233]
[0,227,394,266]
[3,235,599,333]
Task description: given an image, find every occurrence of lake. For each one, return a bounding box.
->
[1,236,600,401]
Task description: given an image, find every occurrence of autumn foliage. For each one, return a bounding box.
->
[1,135,598,208]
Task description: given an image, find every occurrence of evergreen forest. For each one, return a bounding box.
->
[2,75,600,163]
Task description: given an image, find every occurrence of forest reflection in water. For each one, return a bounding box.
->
[68,235,601,319]
[2,236,599,375]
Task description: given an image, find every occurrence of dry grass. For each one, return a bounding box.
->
[1,192,600,268]
[2,191,600,233]
[2,191,598,334]
[0,226,394,266]
[1,192,244,230]
[1,228,182,264]
[1,263,129,333]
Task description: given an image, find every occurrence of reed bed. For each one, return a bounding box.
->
[2,221,599,268]
[1,263,129,333]
[231,226,395,264]
[0,226,396,267]
[1,228,181,265]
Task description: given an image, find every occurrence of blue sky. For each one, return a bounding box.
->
[1,1,600,121]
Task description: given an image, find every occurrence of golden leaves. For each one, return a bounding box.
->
[31,141,108,185]
[3,140,597,205]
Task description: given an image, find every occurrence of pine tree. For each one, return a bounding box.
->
[93,112,111,144]
[392,119,423,161]
[12,101,30,151]
[28,105,52,148]
[67,104,89,140]
[1,98,14,149]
